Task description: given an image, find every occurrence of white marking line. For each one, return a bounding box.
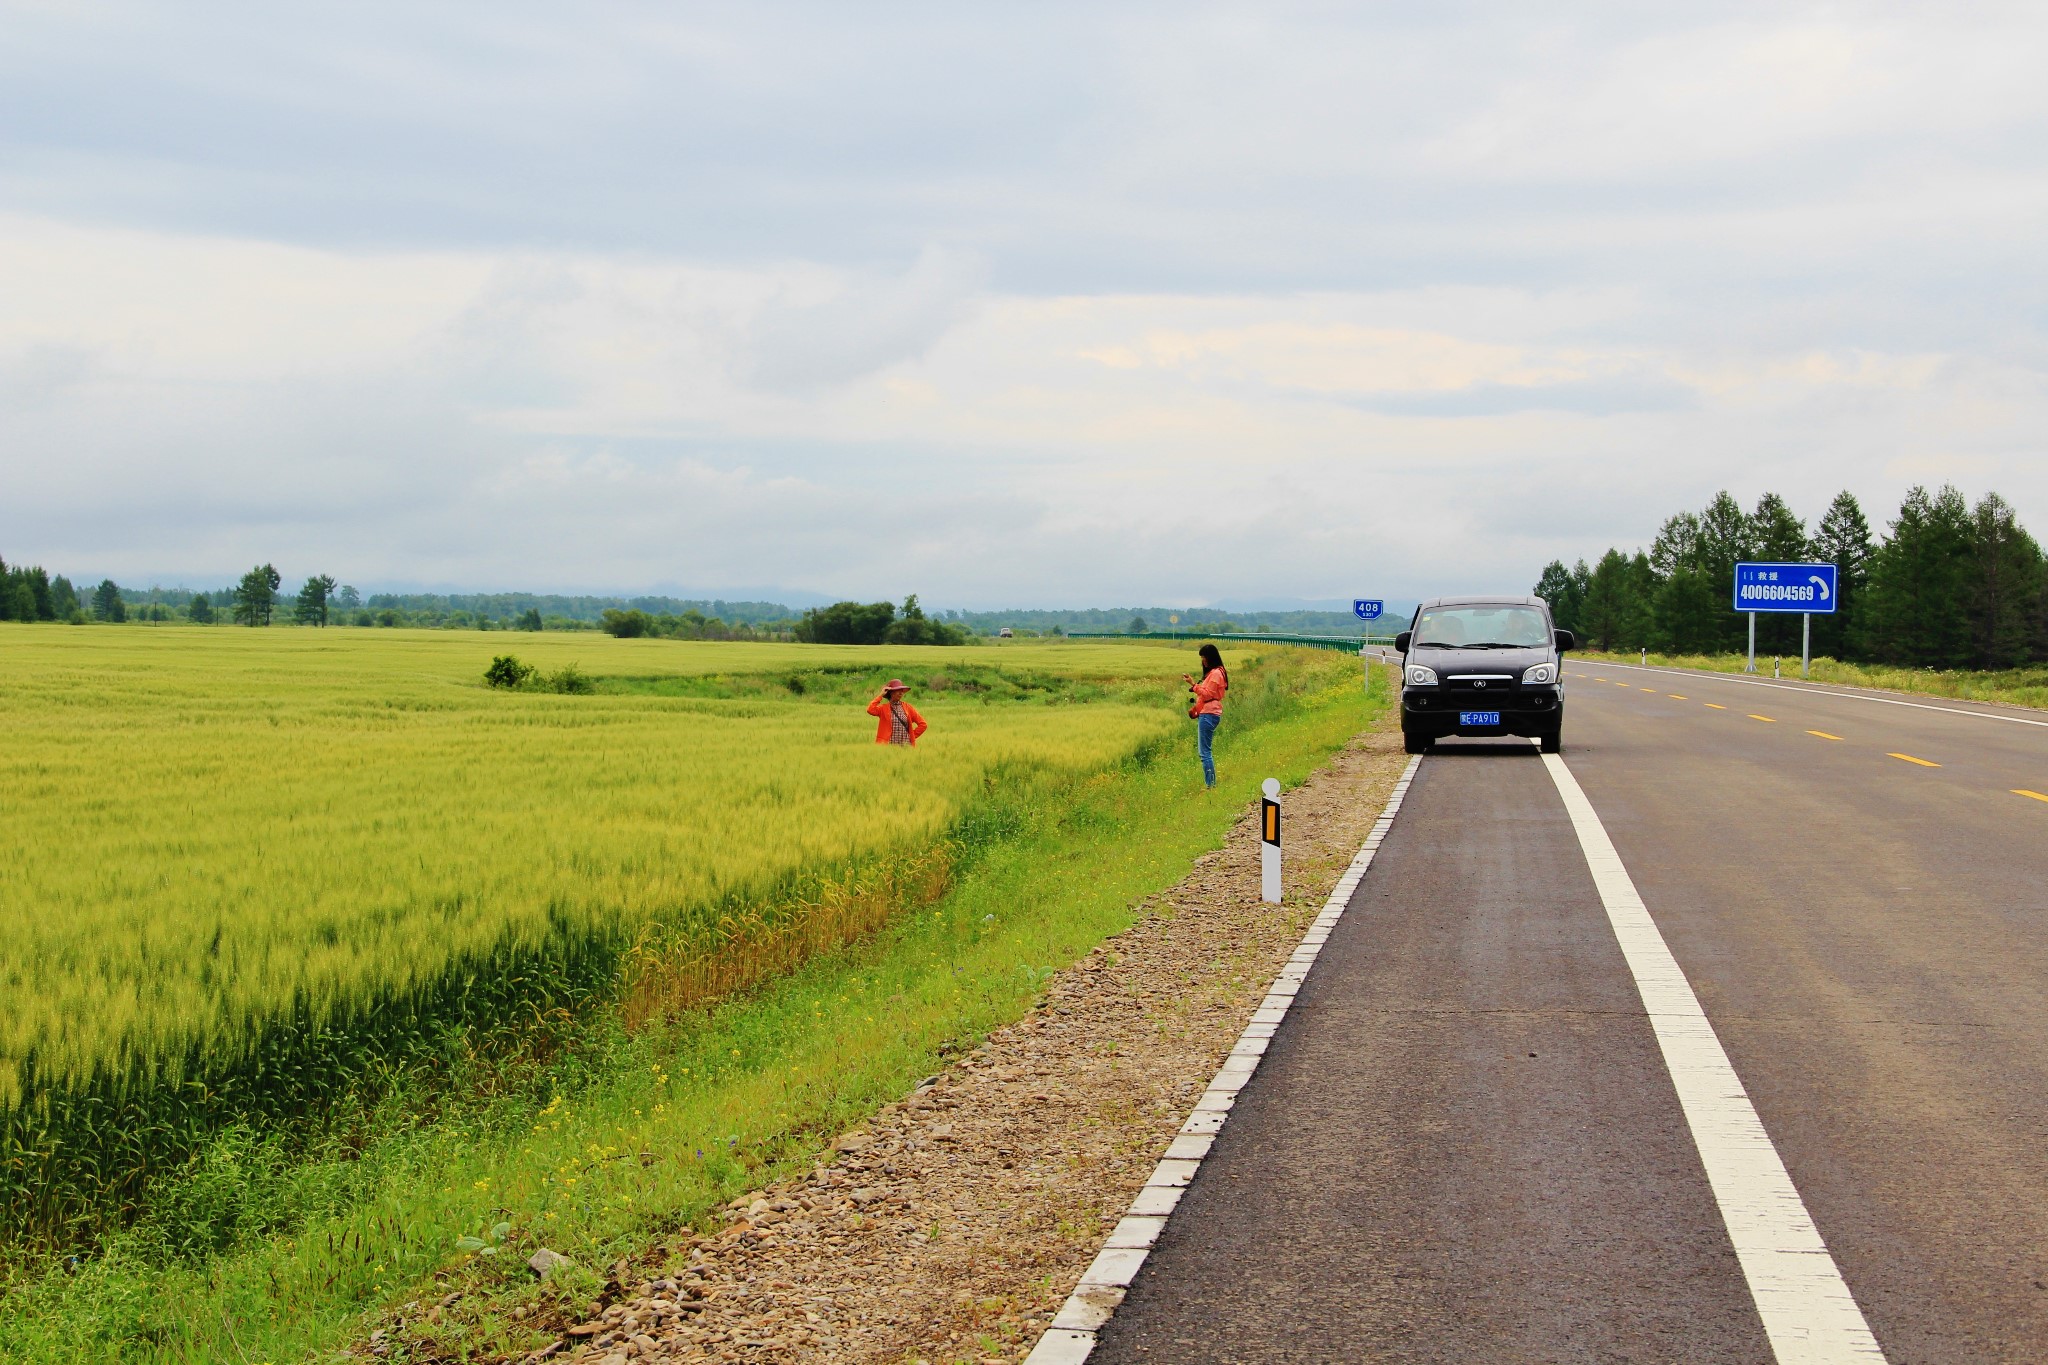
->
[1025,755,1425,1364]
[1590,659,2048,731]
[1540,752,1886,1363]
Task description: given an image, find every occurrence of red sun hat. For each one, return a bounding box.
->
[883,679,908,691]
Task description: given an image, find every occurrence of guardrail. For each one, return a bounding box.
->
[1064,630,1398,653]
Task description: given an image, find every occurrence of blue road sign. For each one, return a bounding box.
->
[1353,599,1385,621]
[1733,562,1838,614]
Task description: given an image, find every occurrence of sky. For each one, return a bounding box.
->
[4,1,2046,608]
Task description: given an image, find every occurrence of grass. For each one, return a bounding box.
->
[1578,648,2048,710]
[0,635,1380,1362]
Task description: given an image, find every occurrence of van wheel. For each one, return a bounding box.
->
[1539,730,1563,754]
[1403,732,1431,755]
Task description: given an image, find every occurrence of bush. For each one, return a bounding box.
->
[544,664,593,694]
[600,609,650,638]
[483,655,536,689]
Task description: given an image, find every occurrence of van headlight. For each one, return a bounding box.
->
[1521,663,1555,684]
[1406,665,1438,686]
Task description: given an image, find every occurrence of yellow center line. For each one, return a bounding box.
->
[2016,789,2048,803]
[1888,753,1941,768]
[1640,686,1659,691]
[1807,730,1844,741]
[1593,677,1607,682]
[1749,714,1776,723]
[1704,703,1726,710]
[1667,694,1688,700]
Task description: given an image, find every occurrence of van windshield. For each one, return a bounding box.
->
[1412,606,1551,648]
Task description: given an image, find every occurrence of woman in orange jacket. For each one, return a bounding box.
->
[868,679,928,746]
[1184,644,1227,788]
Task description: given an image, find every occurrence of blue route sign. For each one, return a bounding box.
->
[1733,562,1838,614]
[1353,599,1385,621]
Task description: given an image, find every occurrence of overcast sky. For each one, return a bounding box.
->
[5,2,2046,607]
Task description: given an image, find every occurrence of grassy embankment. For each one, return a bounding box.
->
[1578,649,2048,711]
[0,628,1380,1363]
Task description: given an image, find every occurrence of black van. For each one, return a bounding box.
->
[1395,596,1575,754]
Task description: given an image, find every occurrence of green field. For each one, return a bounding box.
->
[0,626,1372,1360]
[0,628,1315,1248]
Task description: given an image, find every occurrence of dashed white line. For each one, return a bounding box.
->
[1540,753,1887,1363]
[1024,755,1425,1365]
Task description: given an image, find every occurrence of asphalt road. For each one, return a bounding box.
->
[1090,663,2048,1363]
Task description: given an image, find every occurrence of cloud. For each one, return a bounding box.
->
[1,5,2046,604]
[736,247,986,391]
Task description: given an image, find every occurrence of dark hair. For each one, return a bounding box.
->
[1197,643,1226,685]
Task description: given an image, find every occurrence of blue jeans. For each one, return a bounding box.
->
[1197,713,1220,787]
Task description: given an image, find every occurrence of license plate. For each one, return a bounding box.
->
[1459,711,1501,726]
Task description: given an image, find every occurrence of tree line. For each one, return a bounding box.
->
[788,596,968,646]
[1535,485,2046,669]
[0,555,83,621]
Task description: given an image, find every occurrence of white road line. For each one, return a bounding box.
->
[1541,752,1887,1364]
[1024,755,1426,1365]
[1587,660,2048,730]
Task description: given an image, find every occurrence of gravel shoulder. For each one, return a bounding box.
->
[523,723,1406,1365]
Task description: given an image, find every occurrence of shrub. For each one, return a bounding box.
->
[544,664,593,694]
[600,609,650,638]
[483,655,536,689]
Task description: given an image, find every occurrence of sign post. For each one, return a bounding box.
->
[1260,777,1281,904]
[1733,562,1838,680]
[1354,601,1387,694]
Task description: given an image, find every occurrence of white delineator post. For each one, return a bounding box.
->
[1260,777,1281,904]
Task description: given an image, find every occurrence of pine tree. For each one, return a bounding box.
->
[1862,486,1975,667]
[27,567,55,621]
[1532,561,1585,633]
[1695,492,1754,653]
[1649,511,1713,652]
[188,592,215,624]
[1809,491,1873,661]
[92,579,126,622]
[233,563,282,626]
[1579,549,1651,652]
[294,574,337,626]
[1968,493,2045,669]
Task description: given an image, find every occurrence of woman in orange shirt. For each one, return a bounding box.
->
[1183,644,1227,788]
[868,679,928,746]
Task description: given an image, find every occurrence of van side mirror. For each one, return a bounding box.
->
[1394,630,1413,653]
[1554,629,1576,652]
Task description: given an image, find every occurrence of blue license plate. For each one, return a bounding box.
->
[1459,711,1501,726]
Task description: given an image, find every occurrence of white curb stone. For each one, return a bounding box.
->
[1023,755,1425,1364]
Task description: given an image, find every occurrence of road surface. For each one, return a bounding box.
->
[1088,663,2048,1363]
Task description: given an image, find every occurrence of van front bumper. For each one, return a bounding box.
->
[1401,686,1562,738]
